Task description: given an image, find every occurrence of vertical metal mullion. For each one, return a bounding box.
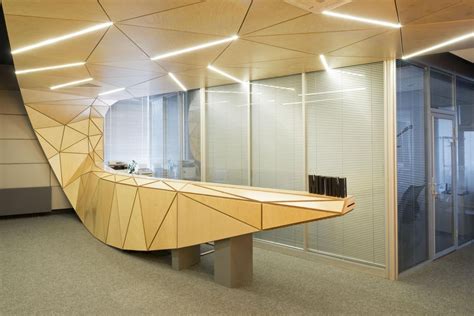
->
[200,88,206,182]
[302,72,309,252]
[384,59,398,280]
[247,82,252,186]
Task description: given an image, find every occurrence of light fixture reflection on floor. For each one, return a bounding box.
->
[168,73,187,91]
[15,62,86,75]
[322,11,402,28]
[151,35,238,61]
[50,78,93,90]
[11,22,113,55]
[402,32,474,59]
[98,87,125,96]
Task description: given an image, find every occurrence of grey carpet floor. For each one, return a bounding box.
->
[1,211,473,315]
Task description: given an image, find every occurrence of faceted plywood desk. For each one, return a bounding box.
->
[11,69,355,288]
[14,89,355,287]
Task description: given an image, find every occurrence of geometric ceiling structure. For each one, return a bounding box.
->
[3,0,474,100]
[1,0,472,252]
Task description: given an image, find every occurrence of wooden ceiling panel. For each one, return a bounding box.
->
[127,75,180,98]
[330,0,399,24]
[402,20,474,56]
[214,39,313,66]
[408,1,474,24]
[249,12,384,36]
[99,0,201,22]
[3,0,109,22]
[238,0,308,35]
[117,24,227,65]
[395,0,462,24]
[4,15,107,62]
[86,64,163,87]
[123,0,250,36]
[89,60,166,74]
[245,29,385,55]
[327,30,402,58]
[87,27,149,64]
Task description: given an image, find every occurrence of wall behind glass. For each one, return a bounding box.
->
[206,84,248,185]
[396,61,429,272]
[306,63,385,266]
[104,97,150,166]
[251,74,305,248]
[457,77,474,245]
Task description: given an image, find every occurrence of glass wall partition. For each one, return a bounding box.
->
[105,90,201,181]
[206,84,249,185]
[306,63,385,266]
[396,61,429,272]
[457,77,474,245]
[251,74,305,249]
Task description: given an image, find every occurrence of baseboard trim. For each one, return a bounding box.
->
[254,239,386,278]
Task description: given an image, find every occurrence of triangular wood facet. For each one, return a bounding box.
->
[149,198,178,250]
[177,194,257,248]
[115,184,138,243]
[94,180,115,242]
[36,125,65,151]
[25,106,63,129]
[138,187,177,247]
[48,154,62,186]
[35,132,58,159]
[60,153,89,186]
[123,195,147,250]
[28,104,89,124]
[106,190,123,248]
[61,126,87,150]
[63,177,81,209]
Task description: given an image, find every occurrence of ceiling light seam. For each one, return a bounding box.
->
[114,24,154,59]
[240,12,312,36]
[394,0,405,56]
[325,29,392,55]
[210,41,235,64]
[96,0,112,21]
[322,11,401,28]
[116,1,204,23]
[84,26,111,62]
[237,0,254,34]
[86,62,166,75]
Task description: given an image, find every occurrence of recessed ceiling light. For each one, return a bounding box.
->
[319,54,331,71]
[50,78,93,90]
[402,32,474,59]
[207,65,245,84]
[15,62,86,75]
[151,35,238,61]
[98,87,126,96]
[11,22,113,55]
[168,73,187,91]
[322,11,402,28]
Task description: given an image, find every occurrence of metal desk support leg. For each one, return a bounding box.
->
[172,245,200,270]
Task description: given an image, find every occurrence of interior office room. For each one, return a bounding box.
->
[0,0,473,314]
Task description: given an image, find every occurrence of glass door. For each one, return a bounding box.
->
[431,114,456,256]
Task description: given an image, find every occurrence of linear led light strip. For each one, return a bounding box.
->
[151,35,238,60]
[322,11,401,28]
[98,87,126,96]
[207,65,294,91]
[403,32,474,59]
[50,78,93,90]
[11,22,113,55]
[15,62,85,75]
[168,73,187,91]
